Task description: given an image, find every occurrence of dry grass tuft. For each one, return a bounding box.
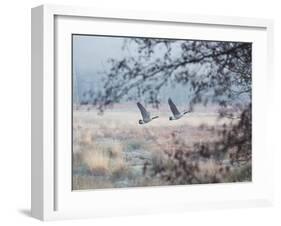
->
[77,133,128,179]
[79,128,93,146]
[102,140,123,158]
[82,150,110,176]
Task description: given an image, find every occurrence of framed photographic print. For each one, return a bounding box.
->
[31,4,274,220]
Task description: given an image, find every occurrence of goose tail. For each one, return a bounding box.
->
[183,110,191,115]
[152,116,159,119]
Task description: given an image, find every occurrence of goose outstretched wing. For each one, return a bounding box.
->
[137,102,150,120]
[168,98,180,117]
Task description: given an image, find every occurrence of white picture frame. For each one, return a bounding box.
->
[31,4,274,221]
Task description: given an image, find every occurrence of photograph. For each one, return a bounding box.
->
[72,34,252,190]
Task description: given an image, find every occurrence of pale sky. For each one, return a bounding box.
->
[72,35,190,106]
[72,35,249,107]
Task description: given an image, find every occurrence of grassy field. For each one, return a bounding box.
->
[72,105,251,190]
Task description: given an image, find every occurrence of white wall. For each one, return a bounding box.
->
[0,0,280,225]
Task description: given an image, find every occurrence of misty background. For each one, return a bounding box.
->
[73,35,203,108]
[72,35,250,112]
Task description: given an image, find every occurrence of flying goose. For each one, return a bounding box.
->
[137,102,159,124]
[168,98,191,120]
